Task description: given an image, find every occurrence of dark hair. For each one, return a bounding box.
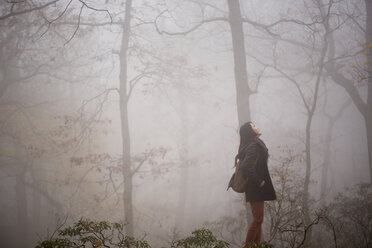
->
[235,121,257,164]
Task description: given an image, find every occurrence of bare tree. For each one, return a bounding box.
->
[318,88,352,206]
[0,2,114,245]
[324,0,372,182]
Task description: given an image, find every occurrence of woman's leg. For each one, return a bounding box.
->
[245,201,264,245]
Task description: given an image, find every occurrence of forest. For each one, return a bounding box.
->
[0,0,371,247]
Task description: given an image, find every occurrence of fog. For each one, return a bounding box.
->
[0,0,371,247]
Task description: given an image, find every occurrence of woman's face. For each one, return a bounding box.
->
[250,122,262,137]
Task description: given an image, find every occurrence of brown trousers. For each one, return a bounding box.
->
[245,201,264,245]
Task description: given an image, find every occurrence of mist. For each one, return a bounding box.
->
[0,0,371,247]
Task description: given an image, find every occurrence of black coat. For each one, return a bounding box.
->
[240,137,276,202]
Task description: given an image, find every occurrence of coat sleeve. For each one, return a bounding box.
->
[242,142,263,187]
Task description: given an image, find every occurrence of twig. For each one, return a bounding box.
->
[64,2,84,45]
[0,0,59,20]
[50,214,69,239]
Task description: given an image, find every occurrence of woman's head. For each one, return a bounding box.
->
[239,121,261,142]
[235,122,263,163]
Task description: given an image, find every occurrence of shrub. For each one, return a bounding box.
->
[36,218,150,248]
[171,228,229,248]
[326,184,372,248]
[244,242,273,248]
[36,220,232,248]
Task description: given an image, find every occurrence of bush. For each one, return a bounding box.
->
[244,242,273,248]
[37,220,234,248]
[171,228,229,248]
[36,218,150,248]
[326,184,372,248]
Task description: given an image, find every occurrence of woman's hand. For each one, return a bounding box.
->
[259,180,265,188]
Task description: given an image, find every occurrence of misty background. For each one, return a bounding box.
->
[0,0,371,247]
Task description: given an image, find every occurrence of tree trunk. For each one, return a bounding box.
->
[227,0,254,238]
[365,0,372,183]
[299,3,332,246]
[319,125,331,205]
[319,98,350,205]
[175,88,190,229]
[227,0,251,126]
[15,169,28,248]
[32,175,42,244]
[302,112,314,248]
[119,0,134,237]
[302,4,329,243]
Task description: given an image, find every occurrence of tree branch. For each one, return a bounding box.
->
[64,2,84,45]
[248,53,311,113]
[154,11,229,36]
[0,0,60,20]
[77,0,112,23]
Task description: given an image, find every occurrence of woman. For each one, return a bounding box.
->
[235,121,276,246]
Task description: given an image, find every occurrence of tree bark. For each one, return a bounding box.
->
[227,0,251,126]
[226,0,254,235]
[365,0,372,183]
[175,88,190,229]
[319,98,350,205]
[16,169,28,248]
[119,0,134,237]
[302,2,330,245]
[31,169,42,244]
